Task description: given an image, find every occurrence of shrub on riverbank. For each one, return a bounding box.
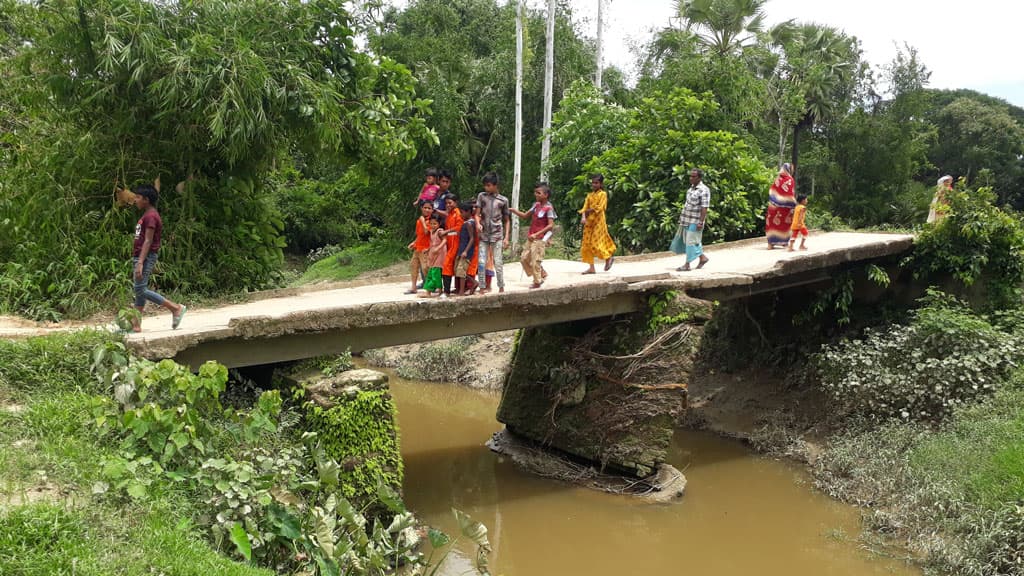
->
[809,291,1024,574]
[904,185,1024,309]
[0,332,489,575]
[814,291,1024,421]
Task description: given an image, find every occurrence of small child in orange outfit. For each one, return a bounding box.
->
[406,201,434,293]
[788,194,809,252]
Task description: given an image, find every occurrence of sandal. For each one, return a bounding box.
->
[172,305,187,330]
[604,257,615,271]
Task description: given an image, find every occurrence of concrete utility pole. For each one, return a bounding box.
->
[595,0,604,89]
[511,0,524,254]
[540,0,555,181]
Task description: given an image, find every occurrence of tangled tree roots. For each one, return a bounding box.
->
[573,321,698,391]
[486,429,686,503]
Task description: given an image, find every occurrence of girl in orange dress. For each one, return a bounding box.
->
[442,195,463,297]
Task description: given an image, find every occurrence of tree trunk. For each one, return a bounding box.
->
[511,0,524,256]
[791,123,800,177]
[595,0,604,89]
[777,115,786,168]
[540,0,555,180]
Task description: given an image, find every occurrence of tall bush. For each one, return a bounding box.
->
[0,0,433,318]
[814,291,1023,421]
[904,186,1024,309]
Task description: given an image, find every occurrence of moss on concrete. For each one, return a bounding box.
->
[303,371,402,507]
[497,295,697,477]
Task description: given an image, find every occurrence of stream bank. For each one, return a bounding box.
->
[388,368,921,576]
[364,284,1024,575]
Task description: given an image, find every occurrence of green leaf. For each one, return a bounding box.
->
[377,480,406,514]
[229,522,252,562]
[102,459,127,480]
[169,432,188,450]
[428,527,450,549]
[453,508,490,549]
[268,505,302,540]
[126,480,148,500]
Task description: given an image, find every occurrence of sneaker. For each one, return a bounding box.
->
[439,293,449,299]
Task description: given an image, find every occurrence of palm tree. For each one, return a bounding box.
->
[674,0,767,56]
[780,23,861,170]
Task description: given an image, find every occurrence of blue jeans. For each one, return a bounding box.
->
[132,253,166,308]
[478,240,504,290]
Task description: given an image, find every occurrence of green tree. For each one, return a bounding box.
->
[925,94,1024,207]
[559,88,772,251]
[638,28,767,138]
[545,81,630,213]
[0,0,434,318]
[777,23,864,172]
[823,45,935,226]
[674,0,767,56]
[365,0,596,224]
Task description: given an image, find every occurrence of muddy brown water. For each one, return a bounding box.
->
[389,372,920,576]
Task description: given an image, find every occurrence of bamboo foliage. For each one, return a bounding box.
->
[0,0,437,319]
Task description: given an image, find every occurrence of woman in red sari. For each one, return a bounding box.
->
[766,163,796,249]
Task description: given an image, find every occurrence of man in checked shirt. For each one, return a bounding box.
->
[677,169,710,271]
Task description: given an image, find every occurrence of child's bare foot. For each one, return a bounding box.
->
[582,267,596,275]
[604,257,614,271]
[498,287,504,293]
[787,246,794,252]
[799,245,807,250]
[696,256,709,269]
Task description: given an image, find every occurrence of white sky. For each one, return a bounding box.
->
[560,0,1024,106]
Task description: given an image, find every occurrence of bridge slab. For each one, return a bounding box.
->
[119,232,913,368]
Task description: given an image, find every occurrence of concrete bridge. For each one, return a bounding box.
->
[126,232,913,369]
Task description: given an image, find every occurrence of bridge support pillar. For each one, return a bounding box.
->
[496,295,706,478]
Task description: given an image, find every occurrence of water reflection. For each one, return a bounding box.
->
[388,371,918,576]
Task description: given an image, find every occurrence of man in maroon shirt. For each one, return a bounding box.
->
[130,184,185,332]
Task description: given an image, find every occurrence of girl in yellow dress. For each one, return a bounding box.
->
[579,173,616,274]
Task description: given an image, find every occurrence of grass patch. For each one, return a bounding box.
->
[910,387,1024,509]
[814,381,1024,575]
[0,503,273,576]
[0,331,114,395]
[390,337,477,383]
[297,239,407,284]
[0,332,268,575]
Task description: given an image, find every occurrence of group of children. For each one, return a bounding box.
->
[407,169,559,298]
